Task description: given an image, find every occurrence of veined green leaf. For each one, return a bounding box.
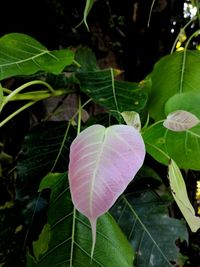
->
[143,121,200,170]
[77,69,148,121]
[0,33,74,80]
[168,159,200,232]
[27,172,134,267]
[147,50,200,120]
[143,91,200,170]
[111,190,188,267]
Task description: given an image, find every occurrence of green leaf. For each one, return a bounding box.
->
[0,83,3,110]
[143,91,200,170]
[16,122,76,193]
[27,172,134,267]
[165,92,200,117]
[75,0,95,31]
[83,0,95,30]
[75,46,98,71]
[147,50,200,120]
[143,121,200,170]
[0,33,74,80]
[168,159,200,232]
[77,69,148,121]
[111,190,188,267]
[33,224,51,261]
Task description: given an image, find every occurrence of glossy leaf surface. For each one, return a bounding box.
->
[27,173,134,267]
[168,159,200,232]
[111,190,188,267]
[147,50,200,120]
[0,33,74,80]
[143,121,200,170]
[77,69,148,121]
[68,124,145,255]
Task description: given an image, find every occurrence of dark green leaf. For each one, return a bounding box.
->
[27,172,134,267]
[0,33,74,80]
[75,46,98,71]
[16,122,76,194]
[111,190,188,267]
[77,69,148,121]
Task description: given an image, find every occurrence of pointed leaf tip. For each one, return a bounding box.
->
[168,159,200,232]
[68,124,145,253]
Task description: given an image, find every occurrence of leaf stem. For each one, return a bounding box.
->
[1,80,55,111]
[0,101,36,128]
[170,16,197,54]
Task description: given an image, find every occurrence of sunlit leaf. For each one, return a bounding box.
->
[27,172,134,267]
[68,124,145,256]
[146,50,200,120]
[163,110,199,132]
[111,189,188,267]
[0,33,74,80]
[143,121,200,170]
[121,111,141,131]
[168,159,200,232]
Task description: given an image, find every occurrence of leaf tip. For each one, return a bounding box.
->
[89,218,97,260]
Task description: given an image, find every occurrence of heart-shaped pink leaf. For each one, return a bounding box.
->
[68,124,145,256]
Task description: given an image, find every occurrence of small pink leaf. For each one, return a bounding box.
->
[163,110,200,132]
[68,124,145,257]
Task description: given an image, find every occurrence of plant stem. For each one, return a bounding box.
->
[1,80,55,111]
[0,101,36,128]
[170,16,197,54]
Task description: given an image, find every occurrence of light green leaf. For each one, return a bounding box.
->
[143,121,200,170]
[165,91,200,117]
[121,111,141,130]
[168,159,200,232]
[77,69,148,121]
[27,172,134,267]
[0,83,3,110]
[75,0,95,31]
[111,190,188,267]
[33,224,51,261]
[83,0,95,31]
[0,33,74,80]
[147,50,200,120]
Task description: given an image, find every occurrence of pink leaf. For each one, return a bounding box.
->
[163,110,200,132]
[68,124,145,256]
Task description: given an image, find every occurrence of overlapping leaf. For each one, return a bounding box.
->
[111,190,188,267]
[68,124,145,256]
[143,121,200,170]
[168,159,200,232]
[77,69,148,121]
[16,122,76,193]
[27,172,134,267]
[143,92,200,170]
[147,50,200,120]
[0,33,74,80]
